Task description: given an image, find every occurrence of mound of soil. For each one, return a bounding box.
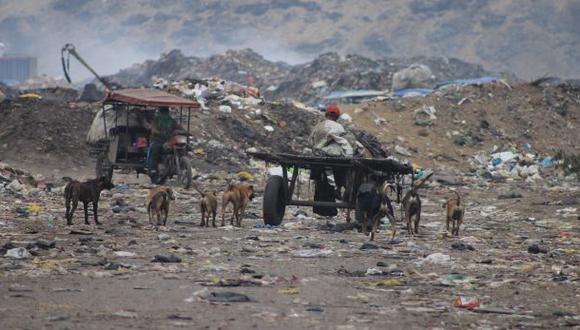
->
[0,96,97,176]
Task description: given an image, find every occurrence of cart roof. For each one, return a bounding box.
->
[106,88,199,108]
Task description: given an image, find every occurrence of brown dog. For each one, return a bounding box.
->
[221,183,254,227]
[445,190,465,236]
[147,187,175,226]
[193,183,218,227]
[64,176,115,225]
[402,173,433,235]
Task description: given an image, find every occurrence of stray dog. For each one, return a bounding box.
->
[193,183,218,227]
[64,176,115,225]
[356,182,397,241]
[445,190,465,236]
[401,172,433,235]
[147,186,175,226]
[221,183,254,227]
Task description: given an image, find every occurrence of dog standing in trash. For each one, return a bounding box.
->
[356,181,397,241]
[401,172,433,235]
[221,183,254,227]
[193,182,218,227]
[147,186,175,226]
[445,190,465,236]
[64,176,115,225]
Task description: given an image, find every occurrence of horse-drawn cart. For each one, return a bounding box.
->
[249,152,414,225]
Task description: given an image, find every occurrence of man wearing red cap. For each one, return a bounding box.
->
[309,105,359,157]
[309,105,363,217]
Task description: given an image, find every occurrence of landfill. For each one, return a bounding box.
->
[1,49,579,329]
[104,49,497,105]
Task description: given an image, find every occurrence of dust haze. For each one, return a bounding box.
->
[1,0,579,80]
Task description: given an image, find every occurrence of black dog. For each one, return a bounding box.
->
[357,182,396,241]
[64,176,115,225]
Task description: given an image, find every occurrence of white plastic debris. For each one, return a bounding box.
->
[395,145,412,157]
[291,249,333,258]
[264,125,274,132]
[7,180,23,192]
[421,253,451,265]
[5,247,31,259]
[339,113,352,123]
[365,268,383,275]
[219,105,232,113]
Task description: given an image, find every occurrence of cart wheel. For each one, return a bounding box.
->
[178,157,193,189]
[263,175,286,226]
[96,155,113,182]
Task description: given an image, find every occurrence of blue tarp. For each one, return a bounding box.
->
[323,90,388,100]
[393,88,434,97]
[433,76,498,89]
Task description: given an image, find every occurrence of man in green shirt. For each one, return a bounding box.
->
[147,107,180,183]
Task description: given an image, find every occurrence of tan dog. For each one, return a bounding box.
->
[402,173,433,236]
[193,182,218,227]
[221,183,254,227]
[146,186,175,226]
[445,190,465,236]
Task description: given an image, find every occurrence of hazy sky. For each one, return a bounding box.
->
[1,0,579,81]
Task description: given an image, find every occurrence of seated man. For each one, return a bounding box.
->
[308,105,362,216]
[147,107,181,183]
[309,105,358,158]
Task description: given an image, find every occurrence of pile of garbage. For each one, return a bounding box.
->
[0,162,39,195]
[152,77,262,111]
[105,49,498,103]
[471,145,558,182]
[109,49,289,91]
[15,75,72,90]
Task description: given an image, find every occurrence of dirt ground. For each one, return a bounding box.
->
[0,169,578,329]
[0,82,579,329]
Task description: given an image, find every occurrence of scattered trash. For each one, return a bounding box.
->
[193,288,252,303]
[152,254,182,263]
[291,249,333,258]
[528,244,548,254]
[453,296,481,308]
[279,287,300,295]
[5,247,31,259]
[421,253,451,265]
[451,242,475,251]
[395,145,412,157]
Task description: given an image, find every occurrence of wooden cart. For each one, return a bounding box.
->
[249,152,414,225]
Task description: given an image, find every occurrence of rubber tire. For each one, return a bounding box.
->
[263,175,286,226]
[178,157,193,189]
